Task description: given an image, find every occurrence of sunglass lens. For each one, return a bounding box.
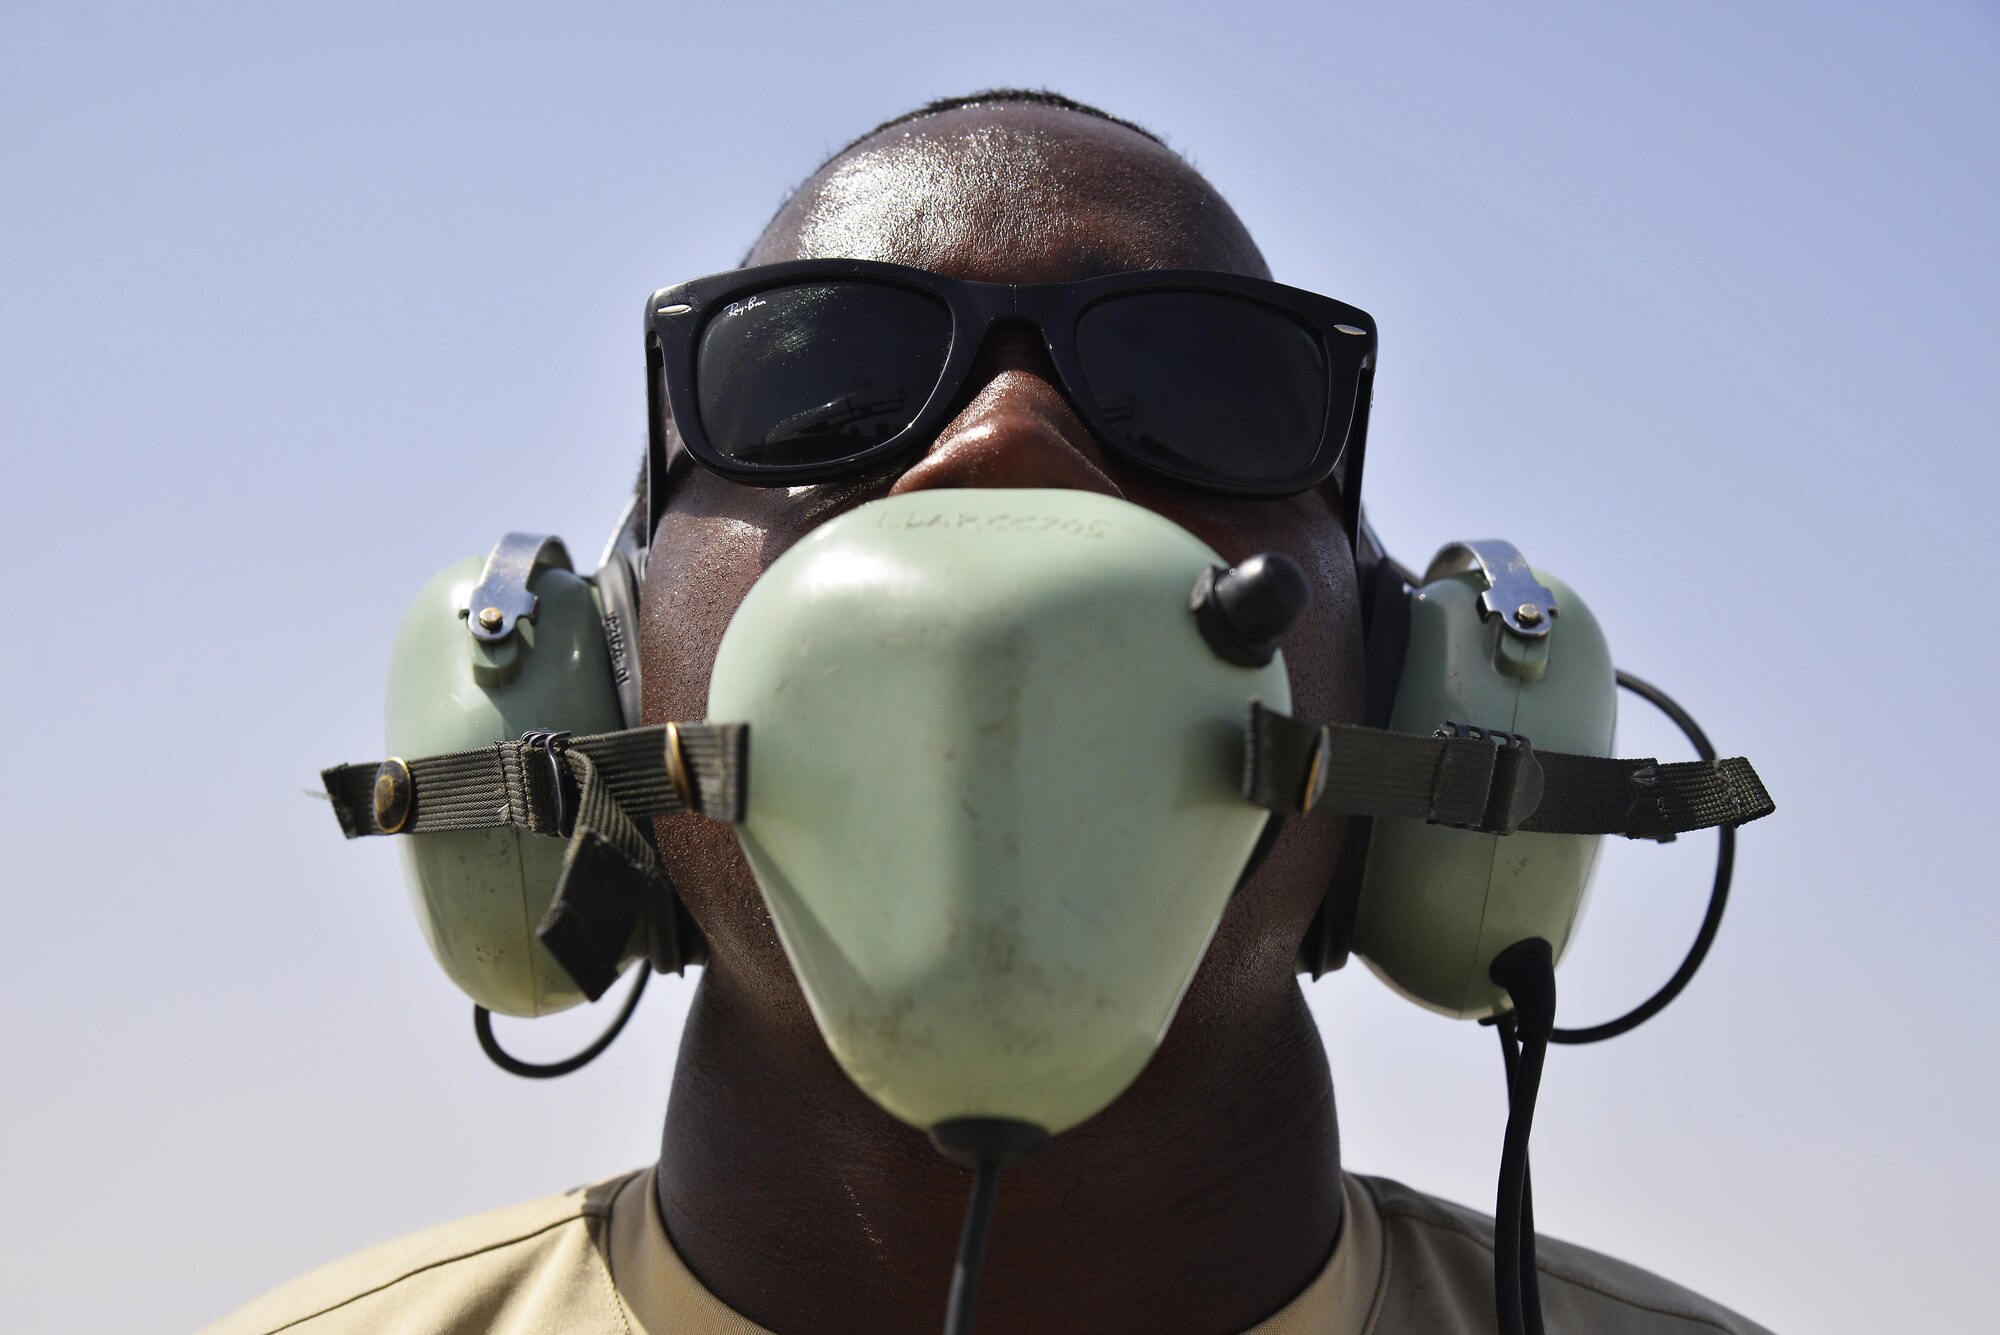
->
[695,281,952,469]
[1075,293,1335,487]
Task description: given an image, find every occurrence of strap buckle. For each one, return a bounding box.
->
[519,730,574,836]
[1432,721,1545,835]
[1437,721,1531,747]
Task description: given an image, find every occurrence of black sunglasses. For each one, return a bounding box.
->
[643,258,1376,541]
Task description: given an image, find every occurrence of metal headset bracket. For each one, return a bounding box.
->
[462,532,575,642]
[1424,540,1558,639]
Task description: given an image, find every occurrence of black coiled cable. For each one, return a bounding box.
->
[473,965,650,1079]
[1552,669,1733,1046]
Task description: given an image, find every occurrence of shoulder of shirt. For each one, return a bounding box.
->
[1354,1174,1778,1335]
[197,1169,647,1335]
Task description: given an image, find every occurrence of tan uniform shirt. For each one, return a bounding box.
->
[203,1168,1774,1334]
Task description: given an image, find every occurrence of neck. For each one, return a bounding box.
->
[658,963,1342,1335]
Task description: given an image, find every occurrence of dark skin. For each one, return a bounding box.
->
[641,103,1366,1335]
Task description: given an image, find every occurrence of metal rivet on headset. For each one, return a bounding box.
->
[1515,602,1544,626]
[477,606,505,631]
[373,758,414,834]
[664,722,696,813]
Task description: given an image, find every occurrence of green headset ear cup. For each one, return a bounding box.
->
[1348,562,1616,1018]
[386,549,631,1016]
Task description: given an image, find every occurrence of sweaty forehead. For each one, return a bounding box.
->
[748,104,1269,283]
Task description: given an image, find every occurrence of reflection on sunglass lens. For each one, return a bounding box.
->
[695,281,952,468]
[1075,292,1331,485]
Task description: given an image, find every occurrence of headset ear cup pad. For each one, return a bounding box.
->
[593,525,703,972]
[592,546,646,732]
[1360,559,1414,730]
[1299,558,1413,975]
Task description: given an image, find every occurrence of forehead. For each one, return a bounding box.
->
[748,104,1268,284]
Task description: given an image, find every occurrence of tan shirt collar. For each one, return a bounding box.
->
[607,1167,1384,1334]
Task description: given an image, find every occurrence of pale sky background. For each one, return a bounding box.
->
[3,3,1996,1332]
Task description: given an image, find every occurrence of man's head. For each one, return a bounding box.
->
[641,91,1365,1049]
[747,91,1269,281]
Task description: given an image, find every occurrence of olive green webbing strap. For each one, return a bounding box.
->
[321,723,746,999]
[1244,703,1773,839]
[324,708,1769,994]
[1526,751,1770,838]
[538,744,670,1000]
[320,723,747,838]
[322,745,539,838]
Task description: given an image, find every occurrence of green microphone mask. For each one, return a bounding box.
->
[708,488,1290,1136]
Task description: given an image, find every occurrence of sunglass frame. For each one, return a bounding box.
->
[643,258,1377,540]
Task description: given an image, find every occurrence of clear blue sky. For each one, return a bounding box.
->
[3,3,1994,1331]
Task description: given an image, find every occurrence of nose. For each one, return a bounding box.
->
[889,327,1124,497]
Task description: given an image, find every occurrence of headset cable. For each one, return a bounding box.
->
[473,964,650,1079]
[1552,670,1733,1046]
[929,1118,1049,1335]
[1489,937,1557,1335]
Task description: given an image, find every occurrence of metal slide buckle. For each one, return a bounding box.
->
[1434,721,1543,834]
[1437,721,1532,748]
[663,721,696,814]
[1299,725,1333,815]
[518,730,574,836]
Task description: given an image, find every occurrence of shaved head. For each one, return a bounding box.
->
[750,99,1270,280]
